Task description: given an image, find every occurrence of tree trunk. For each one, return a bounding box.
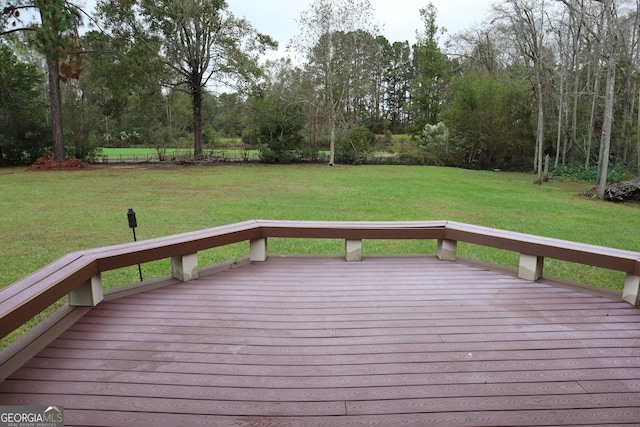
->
[596,51,616,199]
[585,8,606,170]
[38,1,68,162]
[543,153,550,182]
[329,107,336,166]
[637,87,640,178]
[534,75,545,185]
[585,64,600,169]
[568,64,580,166]
[621,76,635,165]
[326,31,336,167]
[192,86,203,158]
[555,68,564,169]
[47,58,66,162]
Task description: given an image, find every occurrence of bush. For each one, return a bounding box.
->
[0,45,50,165]
[419,122,450,166]
[258,145,299,164]
[336,126,375,165]
[552,163,633,184]
[0,129,51,166]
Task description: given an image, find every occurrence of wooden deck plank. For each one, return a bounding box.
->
[30,346,640,366]
[0,379,588,401]
[78,302,640,319]
[0,256,639,426]
[345,393,640,415]
[45,336,640,355]
[76,309,640,328]
[58,322,640,339]
[17,356,640,378]
[8,365,640,389]
[0,393,348,417]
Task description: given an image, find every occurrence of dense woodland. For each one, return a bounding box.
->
[2,0,640,195]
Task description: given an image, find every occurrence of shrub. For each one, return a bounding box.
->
[552,163,633,184]
[258,145,299,164]
[0,45,50,165]
[336,126,375,165]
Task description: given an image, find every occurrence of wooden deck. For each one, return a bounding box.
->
[1,255,640,426]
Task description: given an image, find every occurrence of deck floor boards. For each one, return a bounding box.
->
[1,256,639,426]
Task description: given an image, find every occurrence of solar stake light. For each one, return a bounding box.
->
[127,208,143,282]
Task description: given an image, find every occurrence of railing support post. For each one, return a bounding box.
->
[519,253,544,281]
[250,238,268,262]
[345,239,362,262]
[69,274,103,307]
[172,253,199,281]
[437,239,457,261]
[623,273,640,306]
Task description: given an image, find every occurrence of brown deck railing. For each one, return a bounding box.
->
[2,220,639,346]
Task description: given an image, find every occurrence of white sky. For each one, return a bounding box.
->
[227,0,497,59]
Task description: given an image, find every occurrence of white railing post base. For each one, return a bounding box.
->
[346,239,362,262]
[519,253,544,281]
[623,273,640,306]
[69,274,103,307]
[437,239,457,261]
[172,253,199,281]
[250,238,268,262]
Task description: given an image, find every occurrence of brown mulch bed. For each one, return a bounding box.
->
[28,156,92,171]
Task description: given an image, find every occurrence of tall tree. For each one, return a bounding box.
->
[2,0,82,161]
[384,41,413,133]
[410,3,451,132]
[81,30,168,150]
[244,60,306,163]
[493,0,550,184]
[594,0,618,199]
[293,0,378,165]
[99,0,276,158]
[556,0,626,196]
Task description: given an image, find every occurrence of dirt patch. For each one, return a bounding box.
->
[28,156,92,171]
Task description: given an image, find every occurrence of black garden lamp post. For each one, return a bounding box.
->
[127,208,143,282]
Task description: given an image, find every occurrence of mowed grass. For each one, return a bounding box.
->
[1,164,639,294]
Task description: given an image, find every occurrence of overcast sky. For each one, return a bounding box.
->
[227,0,497,59]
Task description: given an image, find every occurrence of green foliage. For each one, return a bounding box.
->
[0,44,50,165]
[440,72,534,170]
[552,163,633,184]
[2,1,83,161]
[244,91,305,163]
[257,146,298,164]
[61,78,104,160]
[80,30,169,154]
[99,0,277,156]
[212,93,246,138]
[33,0,80,62]
[335,126,375,164]
[409,3,452,133]
[383,41,412,134]
[244,61,307,163]
[419,122,449,165]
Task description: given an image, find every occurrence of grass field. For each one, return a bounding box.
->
[1,164,639,294]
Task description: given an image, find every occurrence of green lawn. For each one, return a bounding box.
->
[1,164,639,293]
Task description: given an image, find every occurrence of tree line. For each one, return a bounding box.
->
[2,0,640,195]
